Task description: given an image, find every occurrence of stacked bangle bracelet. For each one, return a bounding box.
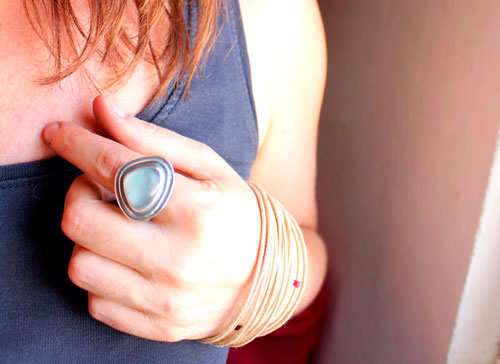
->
[201,182,308,347]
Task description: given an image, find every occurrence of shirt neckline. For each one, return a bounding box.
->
[0,2,197,183]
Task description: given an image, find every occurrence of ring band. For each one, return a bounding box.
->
[114,156,175,221]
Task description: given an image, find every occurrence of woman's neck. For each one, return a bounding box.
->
[0,2,160,165]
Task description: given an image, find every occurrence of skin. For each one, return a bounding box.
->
[240,0,328,316]
[2,0,327,342]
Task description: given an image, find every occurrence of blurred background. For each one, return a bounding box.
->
[314,1,500,363]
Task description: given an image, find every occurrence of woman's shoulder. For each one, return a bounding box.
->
[238,0,327,149]
[238,0,327,226]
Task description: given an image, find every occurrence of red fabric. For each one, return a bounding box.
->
[227,281,328,364]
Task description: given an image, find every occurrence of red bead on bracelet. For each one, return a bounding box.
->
[293,280,302,289]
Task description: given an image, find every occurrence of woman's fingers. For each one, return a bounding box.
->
[39,96,258,342]
[87,294,184,342]
[92,95,230,182]
[43,121,198,216]
[69,245,152,310]
[63,175,175,273]
[43,121,142,193]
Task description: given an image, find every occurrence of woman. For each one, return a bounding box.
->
[0,0,327,362]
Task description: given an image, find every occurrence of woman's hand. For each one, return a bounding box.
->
[42,95,261,342]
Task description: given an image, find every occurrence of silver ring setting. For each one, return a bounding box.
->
[114,156,175,221]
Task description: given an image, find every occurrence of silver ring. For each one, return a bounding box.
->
[114,156,175,221]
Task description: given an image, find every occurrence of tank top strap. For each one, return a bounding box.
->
[138,0,259,180]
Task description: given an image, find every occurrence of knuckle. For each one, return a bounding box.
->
[160,291,188,321]
[198,179,218,193]
[156,326,183,343]
[179,204,201,230]
[165,332,184,343]
[179,196,215,240]
[127,287,147,310]
[187,222,207,249]
[93,149,125,182]
[67,250,90,287]
[145,249,170,280]
[195,141,214,157]
[160,294,177,315]
[184,191,211,219]
[196,144,218,169]
[88,296,104,321]
[138,250,158,277]
[140,120,161,138]
[61,200,85,239]
[194,142,226,174]
[155,299,188,341]
[173,263,199,286]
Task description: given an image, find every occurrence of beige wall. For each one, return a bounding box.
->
[315,1,500,363]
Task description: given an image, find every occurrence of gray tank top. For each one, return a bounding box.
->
[0,0,258,362]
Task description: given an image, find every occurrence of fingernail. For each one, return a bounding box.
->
[43,122,60,144]
[110,99,127,120]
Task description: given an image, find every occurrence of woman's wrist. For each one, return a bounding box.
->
[293,227,327,316]
[201,182,308,347]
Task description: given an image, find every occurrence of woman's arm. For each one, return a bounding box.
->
[241,0,328,313]
[39,0,327,343]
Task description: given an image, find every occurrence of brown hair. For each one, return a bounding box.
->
[23,0,220,101]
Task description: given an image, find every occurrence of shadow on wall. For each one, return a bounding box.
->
[314,0,500,363]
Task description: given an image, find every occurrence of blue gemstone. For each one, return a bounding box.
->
[123,167,161,211]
